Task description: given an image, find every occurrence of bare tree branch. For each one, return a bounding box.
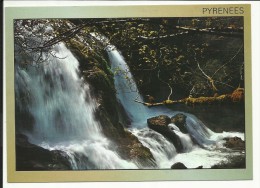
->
[212,44,243,78]
[157,70,173,100]
[193,50,218,92]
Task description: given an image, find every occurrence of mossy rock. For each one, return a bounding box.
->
[223,136,245,150]
[171,113,188,134]
[84,66,115,93]
[147,115,171,129]
[147,115,183,152]
[114,130,157,168]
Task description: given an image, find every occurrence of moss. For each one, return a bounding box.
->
[69,39,89,58]
[62,21,156,166]
[67,38,113,81]
[85,66,115,92]
[181,94,232,106]
[231,87,244,103]
[163,99,174,104]
[92,51,113,76]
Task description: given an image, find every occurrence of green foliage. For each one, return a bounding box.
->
[17,18,243,101]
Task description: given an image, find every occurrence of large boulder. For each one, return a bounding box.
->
[171,162,187,169]
[147,115,183,152]
[147,115,171,129]
[210,137,245,169]
[16,134,72,171]
[114,130,157,168]
[223,136,245,150]
[211,154,245,169]
[171,113,188,134]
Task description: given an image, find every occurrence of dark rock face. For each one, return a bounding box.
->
[115,130,157,168]
[171,162,187,169]
[171,113,188,134]
[147,115,183,152]
[66,35,155,167]
[223,136,245,150]
[16,134,72,171]
[15,108,35,132]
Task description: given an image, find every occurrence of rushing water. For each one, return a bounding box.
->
[130,128,177,168]
[15,33,245,169]
[16,44,101,143]
[108,47,150,127]
[15,43,137,169]
[107,45,245,168]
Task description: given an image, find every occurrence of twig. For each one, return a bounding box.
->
[157,69,173,100]
[194,50,218,92]
[212,44,243,78]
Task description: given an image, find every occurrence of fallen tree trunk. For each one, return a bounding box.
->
[135,87,244,107]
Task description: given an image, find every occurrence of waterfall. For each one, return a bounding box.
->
[15,27,245,170]
[15,42,137,169]
[183,114,244,149]
[108,48,149,127]
[107,46,177,127]
[107,44,245,168]
[16,43,101,143]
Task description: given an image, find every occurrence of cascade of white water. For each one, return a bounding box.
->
[14,27,245,170]
[183,114,244,149]
[16,43,101,142]
[15,42,138,169]
[168,123,194,152]
[107,47,176,127]
[107,43,245,168]
[130,128,177,168]
[107,49,150,127]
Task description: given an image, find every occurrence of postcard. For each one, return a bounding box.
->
[5,4,252,182]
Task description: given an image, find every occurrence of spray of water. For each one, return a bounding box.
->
[15,29,245,169]
[15,42,138,169]
[130,128,177,168]
[107,46,245,168]
[108,49,150,126]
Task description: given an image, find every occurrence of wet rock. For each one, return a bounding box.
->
[211,154,245,169]
[171,162,187,169]
[115,130,157,168]
[67,34,154,167]
[223,136,245,150]
[147,115,171,129]
[171,113,188,133]
[16,134,72,171]
[171,162,203,169]
[147,115,183,152]
[15,108,35,132]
